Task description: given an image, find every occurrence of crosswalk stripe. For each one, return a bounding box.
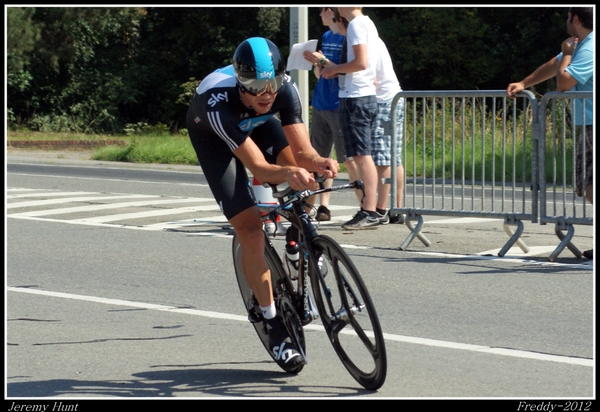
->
[73,204,221,223]
[6,194,159,209]
[8,197,215,217]
[7,187,592,269]
[6,191,101,199]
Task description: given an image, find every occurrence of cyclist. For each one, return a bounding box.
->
[186,37,338,371]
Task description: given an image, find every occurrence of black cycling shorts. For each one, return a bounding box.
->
[187,114,289,220]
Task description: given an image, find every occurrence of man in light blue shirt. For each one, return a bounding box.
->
[507,7,593,259]
[557,9,593,127]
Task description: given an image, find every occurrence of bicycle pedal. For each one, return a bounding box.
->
[247,302,263,323]
[248,310,264,324]
[300,312,314,326]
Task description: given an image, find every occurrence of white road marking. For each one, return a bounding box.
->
[7,191,102,199]
[7,171,208,187]
[6,194,159,209]
[7,286,592,368]
[145,215,229,230]
[6,187,591,269]
[8,197,215,217]
[75,204,221,223]
[477,245,558,257]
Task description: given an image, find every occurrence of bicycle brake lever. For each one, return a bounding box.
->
[352,180,364,191]
[313,172,326,189]
[271,185,295,199]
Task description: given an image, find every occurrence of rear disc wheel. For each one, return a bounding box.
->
[232,233,306,374]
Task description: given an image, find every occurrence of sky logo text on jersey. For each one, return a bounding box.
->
[208,92,228,107]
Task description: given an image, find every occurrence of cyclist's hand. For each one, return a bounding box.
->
[285,167,316,191]
[316,157,338,179]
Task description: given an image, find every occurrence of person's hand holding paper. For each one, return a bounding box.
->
[287,39,318,71]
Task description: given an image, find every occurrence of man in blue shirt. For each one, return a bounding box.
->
[507,7,593,259]
[304,7,358,221]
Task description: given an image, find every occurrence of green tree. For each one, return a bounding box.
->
[6,7,41,124]
[363,6,566,91]
[131,7,287,132]
[8,7,142,133]
[6,6,572,134]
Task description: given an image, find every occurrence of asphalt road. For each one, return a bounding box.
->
[5,151,595,406]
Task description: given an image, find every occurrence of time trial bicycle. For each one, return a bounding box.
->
[232,178,387,390]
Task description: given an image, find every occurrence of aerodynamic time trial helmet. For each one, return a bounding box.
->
[233,37,286,96]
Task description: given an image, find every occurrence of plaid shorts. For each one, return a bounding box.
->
[575,125,593,197]
[371,98,405,166]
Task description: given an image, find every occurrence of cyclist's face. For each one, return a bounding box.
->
[241,89,277,114]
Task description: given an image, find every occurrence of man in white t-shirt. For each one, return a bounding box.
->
[303,7,359,222]
[321,7,381,230]
[371,36,406,225]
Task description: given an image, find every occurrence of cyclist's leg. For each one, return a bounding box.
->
[229,207,273,308]
[189,120,274,309]
[232,231,307,373]
[252,117,318,215]
[229,205,306,371]
[230,117,294,307]
[249,116,293,167]
[192,117,306,370]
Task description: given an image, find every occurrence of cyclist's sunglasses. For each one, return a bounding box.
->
[239,76,284,96]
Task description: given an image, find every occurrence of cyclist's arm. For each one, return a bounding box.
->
[233,136,316,190]
[283,123,338,180]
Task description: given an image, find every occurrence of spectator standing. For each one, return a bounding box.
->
[321,7,381,230]
[303,6,358,221]
[372,35,406,225]
[507,7,593,259]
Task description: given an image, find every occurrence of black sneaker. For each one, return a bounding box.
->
[375,210,389,225]
[389,213,405,224]
[342,210,379,230]
[583,249,593,259]
[316,205,331,221]
[265,316,306,372]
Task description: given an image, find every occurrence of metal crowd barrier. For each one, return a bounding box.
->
[388,90,593,261]
[538,91,594,261]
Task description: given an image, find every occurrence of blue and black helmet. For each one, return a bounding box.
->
[233,37,286,96]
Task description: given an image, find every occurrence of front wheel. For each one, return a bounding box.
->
[232,232,306,374]
[309,235,387,390]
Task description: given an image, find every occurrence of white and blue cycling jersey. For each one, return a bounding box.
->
[185,64,305,220]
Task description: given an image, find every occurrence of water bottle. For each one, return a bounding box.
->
[284,240,300,279]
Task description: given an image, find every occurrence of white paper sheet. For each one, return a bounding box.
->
[286,39,318,71]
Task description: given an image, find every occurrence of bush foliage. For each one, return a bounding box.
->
[7,6,568,135]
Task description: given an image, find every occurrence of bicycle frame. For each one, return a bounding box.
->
[256,180,364,324]
[242,178,387,389]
